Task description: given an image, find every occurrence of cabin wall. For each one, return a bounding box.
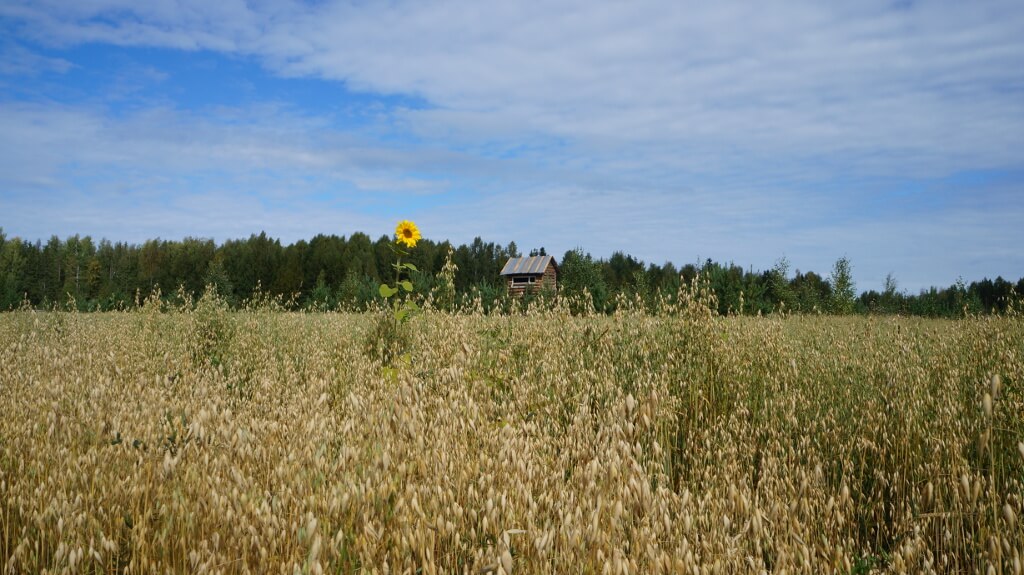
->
[506,263,558,296]
[542,265,557,290]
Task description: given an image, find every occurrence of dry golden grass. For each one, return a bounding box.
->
[1,293,1022,574]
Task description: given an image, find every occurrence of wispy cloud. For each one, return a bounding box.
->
[5,1,1023,174]
[1,0,1022,289]
[0,40,73,76]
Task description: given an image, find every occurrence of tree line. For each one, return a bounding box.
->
[0,228,1020,316]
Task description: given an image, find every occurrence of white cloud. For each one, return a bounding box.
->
[4,0,1023,177]
[0,40,73,75]
[1,0,1023,289]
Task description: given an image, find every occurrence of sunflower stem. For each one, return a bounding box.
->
[393,255,403,333]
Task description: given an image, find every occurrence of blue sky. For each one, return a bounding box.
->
[1,0,1023,292]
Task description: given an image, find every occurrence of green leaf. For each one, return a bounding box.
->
[404,300,420,311]
[401,281,414,292]
[395,309,409,322]
[403,263,418,272]
[379,284,398,298]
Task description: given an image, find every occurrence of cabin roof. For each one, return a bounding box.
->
[500,255,557,276]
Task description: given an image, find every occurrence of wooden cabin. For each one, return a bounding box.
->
[500,255,558,296]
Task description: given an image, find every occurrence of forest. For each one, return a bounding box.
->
[0,228,1020,316]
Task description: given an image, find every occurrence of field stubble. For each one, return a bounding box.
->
[0,294,1022,574]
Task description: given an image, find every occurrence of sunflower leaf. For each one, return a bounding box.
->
[379,284,398,298]
[401,281,414,292]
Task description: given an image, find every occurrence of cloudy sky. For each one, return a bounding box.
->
[1,0,1022,291]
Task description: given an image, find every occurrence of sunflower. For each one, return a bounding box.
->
[395,220,421,248]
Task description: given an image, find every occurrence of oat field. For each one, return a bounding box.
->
[1,295,1022,574]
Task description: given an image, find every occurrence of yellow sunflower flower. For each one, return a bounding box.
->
[395,220,421,248]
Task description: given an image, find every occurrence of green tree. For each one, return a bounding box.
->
[40,236,64,305]
[308,270,334,310]
[84,258,103,301]
[337,271,370,310]
[768,256,796,312]
[203,258,236,306]
[877,272,903,314]
[0,235,27,309]
[829,257,856,315]
[604,251,644,296]
[169,238,216,299]
[138,238,167,294]
[791,270,830,313]
[307,234,347,287]
[273,243,305,297]
[506,241,521,259]
[344,232,378,281]
[560,248,608,314]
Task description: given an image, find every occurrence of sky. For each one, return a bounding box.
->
[1,0,1023,292]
